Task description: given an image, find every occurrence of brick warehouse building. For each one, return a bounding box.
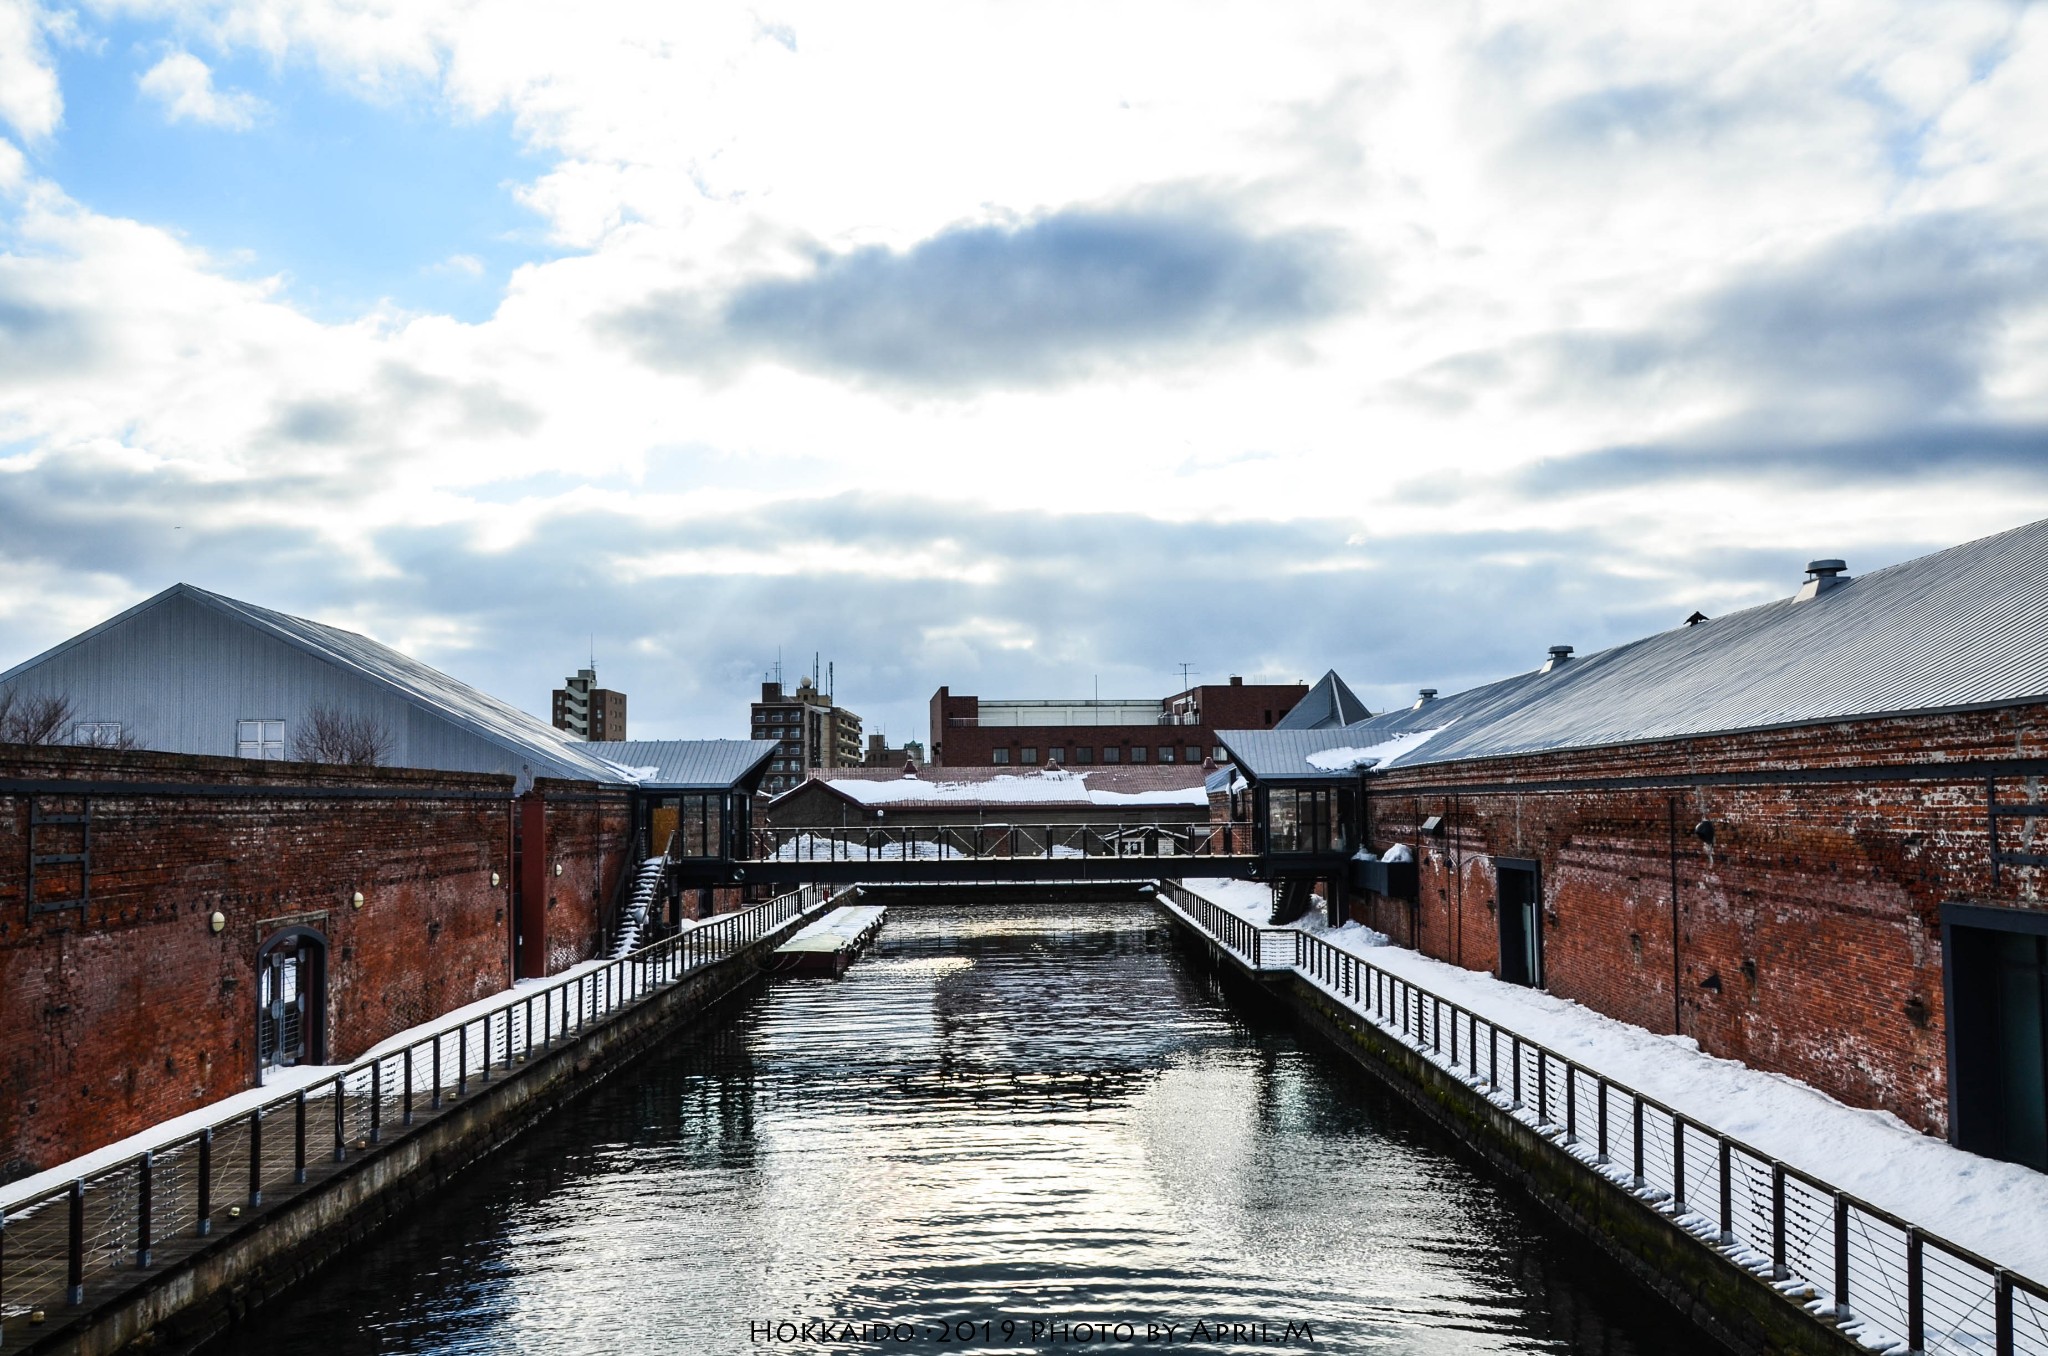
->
[1219,520,2048,1171]
[0,588,780,1181]
[929,677,1311,768]
[0,743,629,1182]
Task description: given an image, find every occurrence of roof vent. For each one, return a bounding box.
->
[1795,558,1850,602]
[1684,610,1708,627]
[1412,688,1437,710]
[1541,645,1573,673]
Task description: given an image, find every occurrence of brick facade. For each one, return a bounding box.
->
[1349,704,2048,1137]
[0,745,631,1181]
[930,680,1308,768]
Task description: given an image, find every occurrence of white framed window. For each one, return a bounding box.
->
[237,719,285,760]
[1101,747,1120,763]
[992,749,1011,765]
[1129,746,1147,763]
[1021,747,1039,764]
[72,722,123,746]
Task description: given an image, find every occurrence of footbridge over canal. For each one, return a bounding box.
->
[678,820,1262,886]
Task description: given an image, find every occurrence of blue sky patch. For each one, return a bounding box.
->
[33,19,555,323]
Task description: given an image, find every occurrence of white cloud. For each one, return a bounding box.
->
[137,50,265,129]
[0,0,62,140]
[4,2,2048,736]
[0,136,25,193]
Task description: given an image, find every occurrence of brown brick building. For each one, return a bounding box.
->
[929,677,1310,768]
[0,744,629,1182]
[1219,523,2048,1171]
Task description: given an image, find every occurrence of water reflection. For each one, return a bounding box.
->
[211,901,1714,1355]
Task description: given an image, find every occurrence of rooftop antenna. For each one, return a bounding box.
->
[828,660,834,701]
[1177,661,1198,690]
[589,634,596,677]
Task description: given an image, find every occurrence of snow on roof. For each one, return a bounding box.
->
[774,765,1209,809]
[1225,516,2048,777]
[1302,727,1447,771]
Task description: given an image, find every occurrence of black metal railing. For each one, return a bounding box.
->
[0,882,840,1341]
[1153,881,2048,1356]
[749,822,1252,864]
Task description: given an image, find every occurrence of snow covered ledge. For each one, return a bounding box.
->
[1171,878,2048,1293]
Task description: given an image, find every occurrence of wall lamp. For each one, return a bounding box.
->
[1420,815,1445,838]
[491,871,501,887]
[209,911,226,934]
[351,890,365,910]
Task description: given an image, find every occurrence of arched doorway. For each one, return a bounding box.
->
[256,927,327,1072]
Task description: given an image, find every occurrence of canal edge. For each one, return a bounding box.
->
[21,891,847,1356]
[1151,892,1863,1356]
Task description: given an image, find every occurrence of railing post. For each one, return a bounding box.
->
[136,1151,152,1268]
[333,1075,347,1162]
[370,1061,382,1144]
[1672,1118,1686,1213]
[1833,1194,1850,1320]
[1718,1139,1732,1244]
[1596,1080,1608,1162]
[1450,1006,1459,1066]
[1770,1164,1787,1278]
[433,1036,444,1109]
[294,1091,308,1185]
[1490,1027,1499,1091]
[458,1024,469,1098]
[403,1048,415,1125]
[67,1179,84,1306]
[1632,1099,1645,1187]
[1565,1066,1576,1143]
[1905,1227,1923,1354]
[1536,1048,1547,1123]
[249,1108,264,1205]
[482,1013,494,1083]
[1511,1035,1522,1106]
[1995,1270,2013,1356]
[197,1126,213,1235]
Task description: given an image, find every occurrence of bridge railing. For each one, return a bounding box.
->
[747,822,1253,863]
[1154,881,2048,1356]
[0,882,840,1340]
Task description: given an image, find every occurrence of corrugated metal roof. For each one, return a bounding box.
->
[179,585,633,784]
[1214,727,1397,782]
[1273,669,1372,729]
[1224,516,2048,778]
[600,739,780,789]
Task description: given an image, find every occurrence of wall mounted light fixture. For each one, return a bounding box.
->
[555,863,563,877]
[491,871,501,887]
[351,891,365,910]
[209,911,226,934]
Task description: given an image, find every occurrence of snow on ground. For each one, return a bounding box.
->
[787,904,887,945]
[1303,725,1448,771]
[1175,878,2048,1283]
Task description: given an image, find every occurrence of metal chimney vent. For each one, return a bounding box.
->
[1795,558,1851,602]
[1541,645,1573,673]
[1412,688,1438,710]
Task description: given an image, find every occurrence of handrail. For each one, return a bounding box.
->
[1154,880,2048,1356]
[746,822,1253,863]
[0,882,840,1332]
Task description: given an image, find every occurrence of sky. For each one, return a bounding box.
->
[2,1,2046,749]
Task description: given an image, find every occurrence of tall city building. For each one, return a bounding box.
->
[751,676,863,794]
[552,668,627,741]
[927,676,1312,767]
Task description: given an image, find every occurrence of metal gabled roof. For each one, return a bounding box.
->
[175,584,634,784]
[1250,515,2048,778]
[598,739,780,790]
[1273,669,1371,729]
[1214,726,1389,783]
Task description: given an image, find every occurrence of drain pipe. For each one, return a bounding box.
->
[1669,796,1682,1036]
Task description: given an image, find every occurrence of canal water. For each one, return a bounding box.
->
[212,899,1714,1355]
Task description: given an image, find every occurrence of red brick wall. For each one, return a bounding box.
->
[0,746,631,1181]
[1352,705,2048,1137]
[928,684,1308,768]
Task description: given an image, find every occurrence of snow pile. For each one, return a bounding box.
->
[610,854,668,958]
[596,761,664,783]
[787,904,886,946]
[1174,878,2048,1283]
[1381,843,1413,863]
[1303,725,1447,771]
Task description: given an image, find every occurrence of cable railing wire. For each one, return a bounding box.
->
[1152,879,2048,1356]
